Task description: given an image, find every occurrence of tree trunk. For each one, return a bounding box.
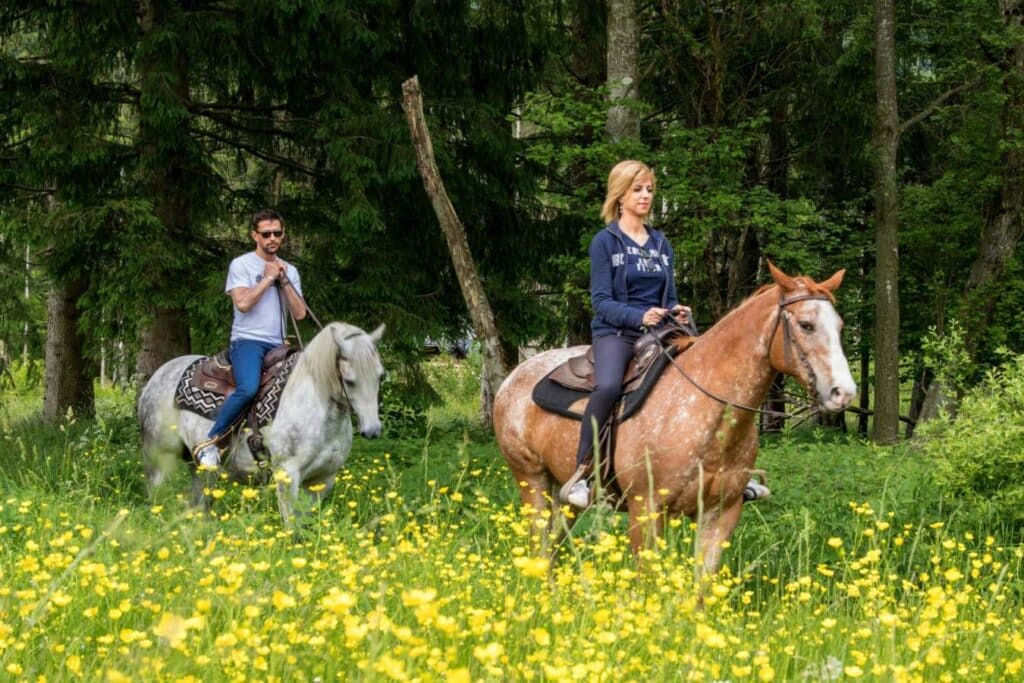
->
[43,279,94,421]
[566,0,606,346]
[606,0,639,141]
[401,76,508,425]
[135,307,191,386]
[571,0,606,89]
[906,363,929,438]
[758,105,789,433]
[816,409,847,432]
[858,341,870,436]
[969,1,1024,286]
[763,374,786,433]
[134,0,192,387]
[964,0,1024,339]
[919,0,1023,425]
[725,223,760,310]
[23,244,31,362]
[871,0,901,444]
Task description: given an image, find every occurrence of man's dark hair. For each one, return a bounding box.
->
[251,208,284,231]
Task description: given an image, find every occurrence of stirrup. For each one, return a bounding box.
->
[191,436,223,466]
[559,465,591,507]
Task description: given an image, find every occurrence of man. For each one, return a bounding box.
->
[194,209,307,469]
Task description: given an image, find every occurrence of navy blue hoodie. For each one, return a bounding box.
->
[590,221,679,338]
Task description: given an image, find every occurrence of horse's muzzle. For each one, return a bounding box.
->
[822,383,856,412]
[361,424,382,439]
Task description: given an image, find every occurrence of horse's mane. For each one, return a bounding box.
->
[746,277,836,304]
[671,276,835,352]
[299,322,367,400]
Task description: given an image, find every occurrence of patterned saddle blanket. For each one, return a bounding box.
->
[174,345,301,430]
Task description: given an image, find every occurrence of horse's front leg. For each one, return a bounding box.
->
[513,470,568,555]
[302,474,337,512]
[626,494,665,557]
[274,459,303,530]
[694,501,743,582]
[188,466,214,514]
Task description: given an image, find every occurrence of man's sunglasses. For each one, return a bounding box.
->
[257,229,283,239]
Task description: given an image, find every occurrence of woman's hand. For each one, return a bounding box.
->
[671,304,692,325]
[642,307,668,327]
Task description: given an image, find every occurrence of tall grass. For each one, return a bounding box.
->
[0,362,1021,681]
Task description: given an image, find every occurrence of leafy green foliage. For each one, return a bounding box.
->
[918,351,1024,529]
[0,219,45,383]
[0,382,144,503]
[921,318,974,399]
[3,0,1024,423]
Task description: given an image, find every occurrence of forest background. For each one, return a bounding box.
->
[3,0,1024,444]
[5,3,1024,679]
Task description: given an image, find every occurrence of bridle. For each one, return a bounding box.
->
[330,329,369,412]
[663,291,836,419]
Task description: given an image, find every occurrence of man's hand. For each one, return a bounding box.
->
[263,260,286,284]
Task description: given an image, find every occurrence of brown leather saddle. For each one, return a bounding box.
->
[532,328,695,506]
[546,327,694,395]
[194,344,296,398]
[175,344,301,464]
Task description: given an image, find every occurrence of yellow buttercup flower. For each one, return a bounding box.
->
[401,588,437,607]
[323,589,356,614]
[512,556,548,579]
[152,613,189,645]
[271,590,296,611]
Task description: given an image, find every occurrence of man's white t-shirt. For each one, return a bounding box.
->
[225,252,302,345]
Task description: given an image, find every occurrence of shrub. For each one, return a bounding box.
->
[918,350,1024,528]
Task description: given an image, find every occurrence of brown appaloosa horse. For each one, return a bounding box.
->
[493,263,856,575]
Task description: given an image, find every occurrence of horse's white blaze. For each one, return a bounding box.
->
[814,302,856,411]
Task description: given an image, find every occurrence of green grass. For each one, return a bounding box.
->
[0,361,1022,681]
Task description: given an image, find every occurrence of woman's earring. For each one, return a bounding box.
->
[617,202,622,218]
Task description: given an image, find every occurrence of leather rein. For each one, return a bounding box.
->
[276,280,324,350]
[662,292,835,419]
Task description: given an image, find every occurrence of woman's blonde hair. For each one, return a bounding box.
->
[601,160,656,224]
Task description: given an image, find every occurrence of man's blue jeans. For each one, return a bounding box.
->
[207,339,276,438]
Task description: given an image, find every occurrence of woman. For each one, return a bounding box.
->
[560,160,689,508]
[560,160,770,508]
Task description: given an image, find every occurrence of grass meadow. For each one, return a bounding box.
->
[0,357,1022,682]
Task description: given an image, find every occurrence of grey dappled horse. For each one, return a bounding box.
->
[138,322,385,528]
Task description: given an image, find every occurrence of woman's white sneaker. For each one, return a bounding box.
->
[563,480,590,508]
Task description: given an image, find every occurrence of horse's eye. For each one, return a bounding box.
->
[799,321,815,332]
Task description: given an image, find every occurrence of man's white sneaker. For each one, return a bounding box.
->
[742,478,771,502]
[563,480,590,508]
[197,444,221,470]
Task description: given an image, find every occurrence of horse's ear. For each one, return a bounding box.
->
[369,324,385,344]
[767,261,798,292]
[331,326,354,360]
[819,268,845,292]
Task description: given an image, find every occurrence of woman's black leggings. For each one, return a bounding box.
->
[574,331,640,466]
